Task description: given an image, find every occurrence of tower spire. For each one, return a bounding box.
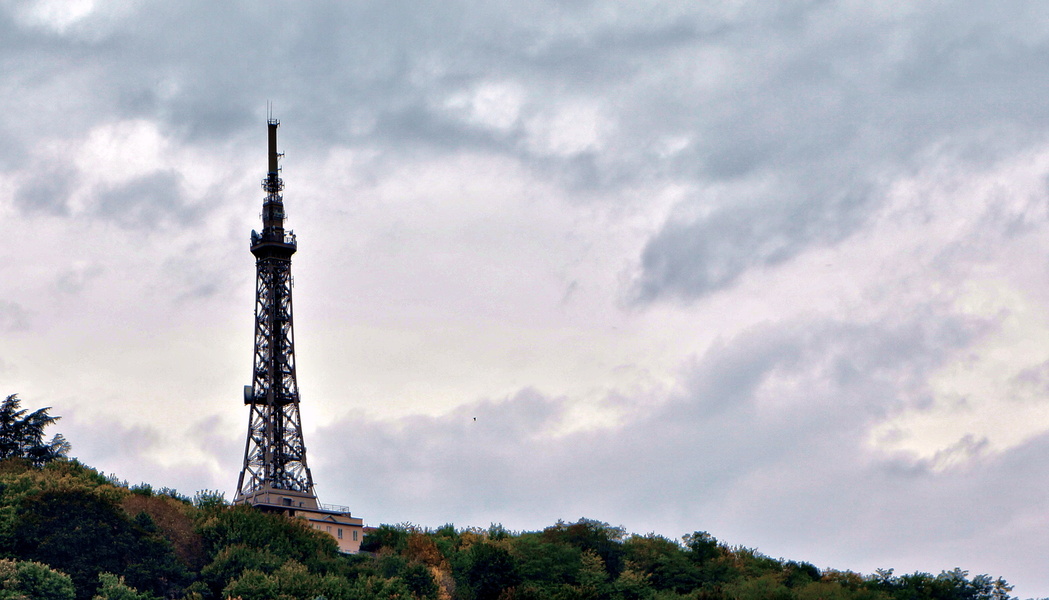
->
[260,119,288,241]
[235,118,316,507]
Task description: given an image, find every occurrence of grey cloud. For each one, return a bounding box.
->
[62,411,239,496]
[190,415,243,469]
[635,182,872,301]
[311,309,993,549]
[14,162,78,216]
[53,263,105,295]
[0,301,30,333]
[0,3,851,174]
[674,325,806,419]
[1009,360,1049,403]
[1013,361,1049,386]
[162,254,232,302]
[63,416,159,464]
[4,1,1047,175]
[630,5,1049,303]
[613,313,987,495]
[93,169,195,229]
[305,309,1049,593]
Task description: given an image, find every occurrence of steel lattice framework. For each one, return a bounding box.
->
[235,119,317,503]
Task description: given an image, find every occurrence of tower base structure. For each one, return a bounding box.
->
[237,486,365,554]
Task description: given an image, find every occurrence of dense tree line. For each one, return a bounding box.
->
[0,395,1022,600]
[0,459,1015,600]
[355,521,1016,600]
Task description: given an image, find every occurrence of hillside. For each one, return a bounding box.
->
[0,395,1019,600]
[0,457,1019,600]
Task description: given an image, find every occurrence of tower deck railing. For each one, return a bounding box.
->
[249,231,297,248]
[320,503,351,514]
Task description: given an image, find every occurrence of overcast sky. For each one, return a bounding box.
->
[4,0,1049,596]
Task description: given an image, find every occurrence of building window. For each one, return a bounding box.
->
[353,530,358,541]
[282,498,292,506]
[327,526,332,532]
[338,528,343,539]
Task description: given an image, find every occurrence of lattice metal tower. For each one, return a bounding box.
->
[235,119,318,509]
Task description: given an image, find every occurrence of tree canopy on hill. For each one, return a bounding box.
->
[358,521,1015,600]
[0,395,1020,600]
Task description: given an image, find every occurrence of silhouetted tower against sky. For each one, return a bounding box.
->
[235,118,316,508]
[233,120,364,553]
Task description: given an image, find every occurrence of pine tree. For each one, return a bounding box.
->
[0,394,70,466]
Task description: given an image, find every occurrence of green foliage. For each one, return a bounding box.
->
[376,554,409,579]
[542,518,627,578]
[728,546,783,580]
[795,580,889,600]
[130,483,154,497]
[335,521,1016,600]
[221,568,277,600]
[192,490,228,511]
[224,561,321,600]
[0,448,1017,600]
[12,489,187,600]
[401,562,438,599]
[683,532,722,564]
[783,561,821,588]
[92,573,155,600]
[868,568,1015,600]
[360,523,410,554]
[0,558,75,600]
[193,505,343,599]
[461,542,521,600]
[121,494,206,571]
[196,504,339,567]
[0,395,70,467]
[487,523,511,541]
[344,574,414,600]
[578,550,611,598]
[510,532,583,586]
[725,573,794,600]
[198,544,286,596]
[224,562,414,600]
[624,534,702,593]
[614,568,655,600]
